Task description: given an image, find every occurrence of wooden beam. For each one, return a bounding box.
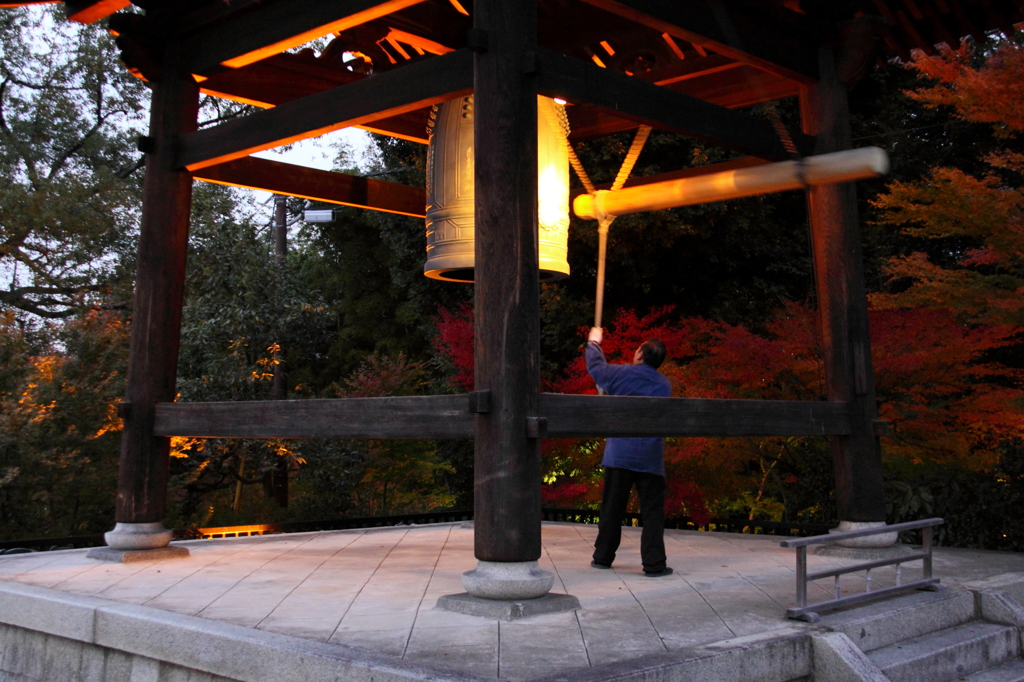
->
[117,45,199,526]
[536,47,814,161]
[153,394,850,440]
[566,66,800,141]
[472,0,544,563]
[64,0,129,23]
[184,0,427,74]
[193,157,426,217]
[801,45,886,522]
[178,49,473,170]
[578,0,818,83]
[154,396,475,439]
[539,394,850,438]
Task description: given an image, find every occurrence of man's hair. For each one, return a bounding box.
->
[640,338,667,369]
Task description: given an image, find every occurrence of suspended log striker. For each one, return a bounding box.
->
[573,146,889,220]
[18,0,1019,575]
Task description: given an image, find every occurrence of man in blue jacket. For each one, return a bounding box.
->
[585,327,673,577]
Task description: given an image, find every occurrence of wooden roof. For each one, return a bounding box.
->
[5,0,1021,212]
[13,0,1022,147]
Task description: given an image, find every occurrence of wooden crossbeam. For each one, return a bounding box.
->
[579,0,818,83]
[535,47,814,161]
[184,0,427,75]
[177,49,473,171]
[539,394,850,438]
[193,156,426,218]
[153,394,849,440]
[155,396,475,439]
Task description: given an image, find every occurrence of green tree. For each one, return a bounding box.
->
[0,6,147,319]
[0,308,128,539]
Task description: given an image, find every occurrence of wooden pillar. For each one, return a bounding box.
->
[472,0,542,562]
[115,44,199,528]
[800,46,886,523]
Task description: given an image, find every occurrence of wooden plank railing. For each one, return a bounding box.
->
[152,393,851,439]
[154,395,475,439]
[779,517,944,623]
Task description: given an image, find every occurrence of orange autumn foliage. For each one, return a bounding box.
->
[906,39,1024,136]
[432,302,1024,520]
[872,39,1024,324]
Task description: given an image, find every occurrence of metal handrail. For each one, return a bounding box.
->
[779,517,944,622]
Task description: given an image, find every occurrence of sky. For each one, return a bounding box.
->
[251,128,373,172]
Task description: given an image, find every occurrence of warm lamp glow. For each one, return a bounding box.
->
[424,95,571,282]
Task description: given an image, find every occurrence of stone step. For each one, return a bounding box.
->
[867,621,1019,682]
[819,588,976,653]
[964,660,1024,682]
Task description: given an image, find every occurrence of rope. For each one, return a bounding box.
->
[543,102,652,392]
[594,125,651,329]
[611,125,652,192]
[540,101,596,194]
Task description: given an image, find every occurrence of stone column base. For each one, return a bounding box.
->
[104,522,173,550]
[86,545,190,563]
[462,560,553,600]
[436,592,580,620]
[830,520,898,548]
[87,522,190,562]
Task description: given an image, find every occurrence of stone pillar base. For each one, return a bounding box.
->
[86,545,190,563]
[462,560,553,600]
[436,592,580,620]
[104,522,173,550]
[830,520,898,548]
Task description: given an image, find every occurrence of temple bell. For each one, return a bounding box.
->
[424,95,572,282]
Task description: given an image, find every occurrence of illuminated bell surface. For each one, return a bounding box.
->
[424,95,571,282]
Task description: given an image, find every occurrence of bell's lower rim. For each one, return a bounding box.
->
[424,267,569,283]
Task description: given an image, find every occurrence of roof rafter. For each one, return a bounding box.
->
[579,0,819,83]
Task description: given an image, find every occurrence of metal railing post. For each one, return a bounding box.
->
[780,517,943,621]
[796,546,807,607]
[923,525,933,580]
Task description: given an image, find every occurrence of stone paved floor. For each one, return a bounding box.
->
[0,522,1021,680]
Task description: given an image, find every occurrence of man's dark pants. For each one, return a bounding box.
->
[593,466,667,573]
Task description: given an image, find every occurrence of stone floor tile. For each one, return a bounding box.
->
[498,622,589,675]
[335,611,416,632]
[256,616,337,642]
[407,623,497,649]
[413,607,490,629]
[403,644,498,678]
[329,628,411,657]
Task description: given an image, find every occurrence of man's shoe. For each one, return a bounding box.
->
[644,567,674,577]
[590,561,612,570]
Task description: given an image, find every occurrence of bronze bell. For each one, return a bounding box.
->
[424,95,571,282]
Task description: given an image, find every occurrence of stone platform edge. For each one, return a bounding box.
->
[0,579,821,682]
[0,580,483,682]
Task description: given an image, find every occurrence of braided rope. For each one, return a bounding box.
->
[611,125,652,192]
